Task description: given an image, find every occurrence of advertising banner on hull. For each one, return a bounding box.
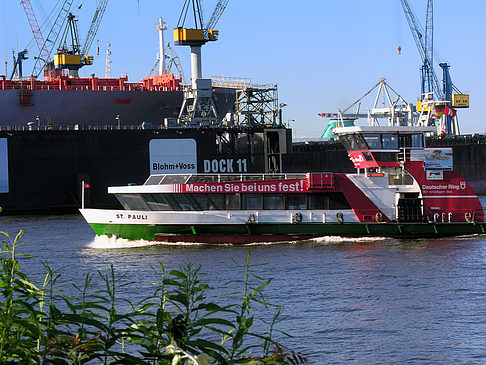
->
[0,139,8,193]
[424,148,453,170]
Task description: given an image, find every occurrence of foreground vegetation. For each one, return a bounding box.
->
[0,229,307,364]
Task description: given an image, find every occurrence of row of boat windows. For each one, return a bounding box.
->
[116,193,351,211]
[363,151,400,162]
[145,173,307,186]
[340,133,424,151]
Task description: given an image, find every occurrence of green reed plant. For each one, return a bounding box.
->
[0,229,41,363]
[0,228,307,364]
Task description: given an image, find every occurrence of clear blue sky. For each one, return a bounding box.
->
[1,0,485,137]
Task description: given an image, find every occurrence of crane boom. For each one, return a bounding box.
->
[400,0,425,60]
[400,0,442,99]
[32,0,74,77]
[205,0,229,36]
[82,0,110,56]
[20,0,49,64]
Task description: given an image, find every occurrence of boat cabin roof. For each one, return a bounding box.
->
[143,173,308,186]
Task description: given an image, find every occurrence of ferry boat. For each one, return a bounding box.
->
[80,122,486,243]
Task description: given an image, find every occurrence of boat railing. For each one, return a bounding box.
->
[143,173,309,186]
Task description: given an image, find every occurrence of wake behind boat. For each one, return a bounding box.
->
[80,118,486,243]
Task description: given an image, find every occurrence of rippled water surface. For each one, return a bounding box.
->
[2,205,486,364]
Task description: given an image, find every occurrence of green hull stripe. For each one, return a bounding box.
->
[88,222,486,241]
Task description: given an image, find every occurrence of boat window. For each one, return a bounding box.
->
[287,194,307,209]
[143,194,172,210]
[161,175,191,185]
[399,135,411,148]
[362,151,374,161]
[189,175,220,184]
[328,193,351,209]
[184,195,205,210]
[264,175,286,181]
[347,134,368,150]
[192,194,225,210]
[116,194,149,210]
[411,133,424,147]
[373,152,398,162]
[144,175,165,185]
[363,134,381,149]
[225,194,241,210]
[340,134,367,150]
[388,171,414,185]
[163,195,183,210]
[171,194,194,210]
[242,194,263,210]
[264,194,285,210]
[381,134,399,149]
[221,175,243,182]
[243,175,264,181]
[339,136,352,150]
[209,194,226,210]
[308,193,330,210]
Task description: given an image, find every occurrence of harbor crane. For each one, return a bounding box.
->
[31,0,74,77]
[400,0,468,135]
[82,0,109,57]
[29,0,109,78]
[174,0,229,124]
[174,0,228,85]
[10,49,29,80]
[400,0,441,98]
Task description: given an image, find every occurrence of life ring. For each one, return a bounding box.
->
[336,212,344,224]
[465,212,473,223]
[247,213,256,224]
[294,212,303,223]
[375,212,383,223]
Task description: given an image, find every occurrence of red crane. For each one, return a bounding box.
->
[20,0,49,66]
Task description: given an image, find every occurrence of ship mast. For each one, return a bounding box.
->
[156,18,168,75]
[105,42,112,78]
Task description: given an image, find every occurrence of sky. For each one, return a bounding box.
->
[1,0,485,137]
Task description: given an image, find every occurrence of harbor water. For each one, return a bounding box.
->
[1,199,486,364]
